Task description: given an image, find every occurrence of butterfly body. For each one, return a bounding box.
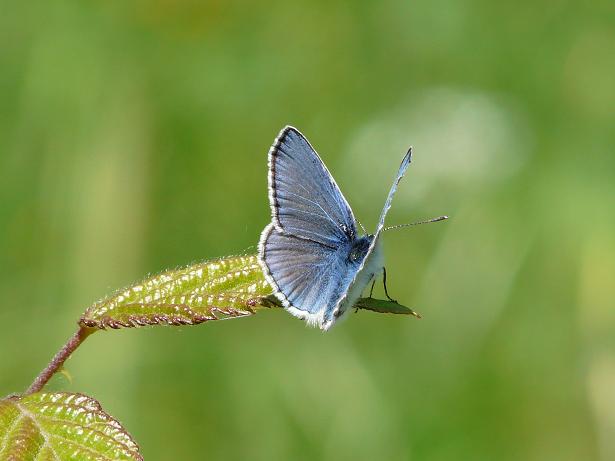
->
[258,126,410,331]
[336,235,384,314]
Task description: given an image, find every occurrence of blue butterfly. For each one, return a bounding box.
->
[258,126,443,330]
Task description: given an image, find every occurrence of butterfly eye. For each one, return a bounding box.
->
[349,249,361,262]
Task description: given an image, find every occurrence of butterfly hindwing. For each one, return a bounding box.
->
[259,224,362,327]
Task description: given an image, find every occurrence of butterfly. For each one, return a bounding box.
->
[258,126,444,331]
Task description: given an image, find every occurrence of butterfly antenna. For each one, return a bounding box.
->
[357,220,367,234]
[383,215,448,231]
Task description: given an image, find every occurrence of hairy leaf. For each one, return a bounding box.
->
[80,255,274,329]
[0,392,141,460]
[80,254,417,330]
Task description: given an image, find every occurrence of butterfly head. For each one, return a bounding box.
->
[347,235,374,265]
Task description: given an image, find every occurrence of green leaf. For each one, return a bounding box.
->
[79,254,417,330]
[80,255,274,330]
[354,297,422,317]
[80,255,272,329]
[0,392,142,460]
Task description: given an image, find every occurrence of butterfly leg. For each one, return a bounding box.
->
[382,267,398,304]
[356,279,378,313]
[369,279,376,298]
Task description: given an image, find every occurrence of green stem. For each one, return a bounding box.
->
[24,326,95,395]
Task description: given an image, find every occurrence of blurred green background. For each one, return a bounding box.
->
[1,1,614,460]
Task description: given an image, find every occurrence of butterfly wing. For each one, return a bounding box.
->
[329,149,413,322]
[259,224,360,328]
[266,126,358,247]
[375,148,412,234]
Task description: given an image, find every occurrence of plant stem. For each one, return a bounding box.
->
[24,326,95,395]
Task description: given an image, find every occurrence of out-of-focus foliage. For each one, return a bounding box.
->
[0,392,142,460]
[1,1,613,460]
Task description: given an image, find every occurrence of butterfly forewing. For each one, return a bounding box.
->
[268,126,357,247]
[375,149,412,234]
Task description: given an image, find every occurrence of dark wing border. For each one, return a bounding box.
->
[267,125,358,240]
